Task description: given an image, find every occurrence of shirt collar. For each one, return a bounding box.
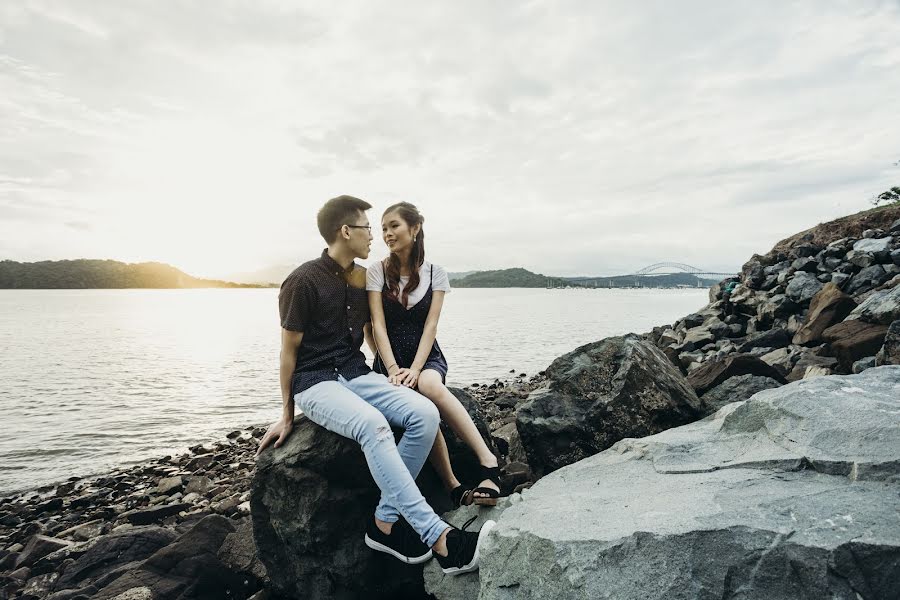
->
[320,249,356,277]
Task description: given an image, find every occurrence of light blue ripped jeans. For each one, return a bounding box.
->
[296,370,449,547]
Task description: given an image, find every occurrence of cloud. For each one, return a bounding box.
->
[1,0,899,277]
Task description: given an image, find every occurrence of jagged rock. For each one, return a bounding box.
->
[699,374,782,414]
[736,328,790,353]
[491,422,527,465]
[803,365,832,378]
[891,218,900,233]
[14,535,72,568]
[891,248,900,266]
[792,282,857,345]
[94,515,244,600]
[686,354,785,396]
[846,249,876,269]
[216,517,267,582]
[791,256,817,273]
[155,477,182,496]
[853,236,893,254]
[54,526,178,590]
[786,349,839,382]
[853,356,877,373]
[516,334,705,478]
[823,320,889,373]
[831,272,851,288]
[755,294,797,324]
[456,367,900,600]
[845,285,900,325]
[845,264,888,295]
[875,320,900,366]
[759,346,799,377]
[785,271,823,304]
[121,504,190,526]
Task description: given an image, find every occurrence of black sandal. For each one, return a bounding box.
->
[470,465,502,506]
[450,484,472,508]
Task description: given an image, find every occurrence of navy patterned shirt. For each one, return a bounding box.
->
[279,249,371,396]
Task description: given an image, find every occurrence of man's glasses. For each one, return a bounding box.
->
[343,224,372,233]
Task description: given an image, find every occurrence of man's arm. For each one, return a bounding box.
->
[257,328,303,455]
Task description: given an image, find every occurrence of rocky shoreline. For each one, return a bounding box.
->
[0,373,541,600]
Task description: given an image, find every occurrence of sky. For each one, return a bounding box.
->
[1,0,899,281]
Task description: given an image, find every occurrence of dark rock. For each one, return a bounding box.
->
[700,374,782,414]
[786,349,839,382]
[216,517,267,583]
[121,504,190,526]
[14,535,72,569]
[686,354,786,396]
[793,243,820,258]
[853,356,877,374]
[823,320,889,373]
[791,256,817,273]
[54,527,178,589]
[785,272,824,304]
[891,248,900,266]
[875,320,900,366]
[682,313,705,328]
[831,272,851,288]
[737,328,790,353]
[792,282,857,345]
[847,250,876,269]
[845,285,900,325]
[250,416,433,600]
[845,264,888,296]
[491,422,526,465]
[94,515,244,600]
[515,334,705,479]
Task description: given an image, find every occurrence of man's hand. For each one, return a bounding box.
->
[256,418,294,456]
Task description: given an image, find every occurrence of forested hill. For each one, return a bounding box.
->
[0,260,268,289]
[452,267,570,288]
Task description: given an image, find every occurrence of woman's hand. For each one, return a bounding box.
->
[399,367,421,389]
[387,364,404,386]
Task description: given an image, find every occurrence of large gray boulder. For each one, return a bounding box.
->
[785,271,823,304]
[457,367,900,600]
[515,334,706,479]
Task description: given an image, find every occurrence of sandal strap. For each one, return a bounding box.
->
[471,486,500,499]
[479,465,501,487]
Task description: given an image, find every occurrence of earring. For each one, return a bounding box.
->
[413,236,417,242]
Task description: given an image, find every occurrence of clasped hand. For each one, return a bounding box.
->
[388,366,420,388]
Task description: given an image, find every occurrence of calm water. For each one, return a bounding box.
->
[0,288,707,495]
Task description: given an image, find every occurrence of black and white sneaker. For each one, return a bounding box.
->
[364,518,433,564]
[434,516,497,575]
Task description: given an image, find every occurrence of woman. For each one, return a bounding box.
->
[365,202,501,506]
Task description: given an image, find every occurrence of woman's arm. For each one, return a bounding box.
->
[368,290,402,383]
[401,291,445,388]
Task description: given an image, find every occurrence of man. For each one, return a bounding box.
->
[257,195,494,575]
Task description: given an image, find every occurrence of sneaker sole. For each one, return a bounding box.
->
[364,534,433,564]
[441,519,497,576]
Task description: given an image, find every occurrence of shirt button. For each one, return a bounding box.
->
[349,327,353,331]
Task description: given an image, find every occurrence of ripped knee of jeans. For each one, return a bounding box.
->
[373,424,393,444]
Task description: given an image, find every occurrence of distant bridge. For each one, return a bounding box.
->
[566,262,737,285]
[629,262,735,277]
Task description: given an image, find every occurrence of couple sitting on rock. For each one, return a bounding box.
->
[257,195,501,575]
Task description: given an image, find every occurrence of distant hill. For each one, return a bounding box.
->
[447,271,477,281]
[0,260,270,289]
[452,268,571,288]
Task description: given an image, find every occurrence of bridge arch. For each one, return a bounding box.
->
[633,262,704,275]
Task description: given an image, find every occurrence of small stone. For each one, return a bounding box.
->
[155,476,183,495]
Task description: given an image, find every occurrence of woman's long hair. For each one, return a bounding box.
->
[383,202,425,308]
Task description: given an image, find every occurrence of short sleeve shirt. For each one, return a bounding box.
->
[366,260,451,308]
[279,250,371,395]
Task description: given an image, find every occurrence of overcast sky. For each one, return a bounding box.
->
[1,1,899,280]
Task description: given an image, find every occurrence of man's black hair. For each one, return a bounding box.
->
[317,195,372,243]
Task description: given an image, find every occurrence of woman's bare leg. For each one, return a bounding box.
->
[428,429,461,492]
[418,369,499,499]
